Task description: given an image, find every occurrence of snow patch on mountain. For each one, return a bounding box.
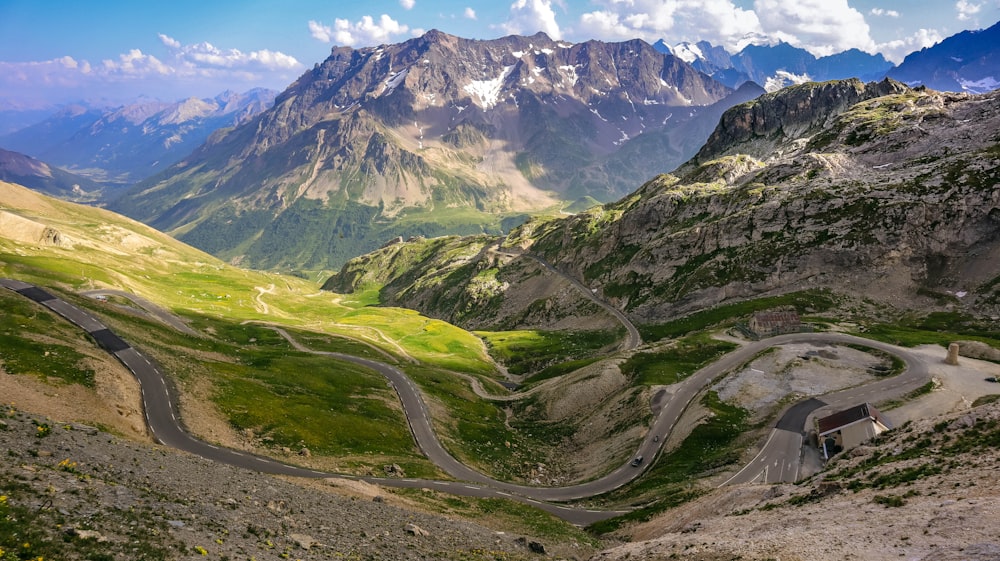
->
[381,68,409,97]
[960,76,1000,94]
[464,66,514,110]
[765,71,812,92]
[668,42,704,65]
[558,65,579,87]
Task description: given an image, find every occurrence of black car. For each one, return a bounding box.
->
[630,456,643,467]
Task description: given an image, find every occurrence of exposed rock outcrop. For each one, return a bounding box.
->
[111,30,761,270]
[328,81,1000,328]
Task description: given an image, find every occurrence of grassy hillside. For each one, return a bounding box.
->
[0,180,514,476]
[0,181,494,372]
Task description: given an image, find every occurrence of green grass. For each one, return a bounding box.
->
[278,327,404,362]
[638,289,837,341]
[620,334,737,385]
[0,290,97,387]
[402,364,531,479]
[589,392,751,533]
[477,328,624,377]
[62,296,437,473]
[0,210,497,377]
[525,357,604,384]
[972,394,1000,407]
[211,354,413,457]
[862,311,1000,348]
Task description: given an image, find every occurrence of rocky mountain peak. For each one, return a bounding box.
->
[692,77,909,163]
[112,31,749,269]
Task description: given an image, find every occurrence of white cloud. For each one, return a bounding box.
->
[400,0,415,10]
[158,33,182,49]
[869,7,901,17]
[160,37,301,70]
[576,0,762,53]
[464,7,477,20]
[101,49,172,76]
[308,20,332,43]
[501,0,562,40]
[309,14,410,46]
[878,28,944,64]
[577,0,883,57]
[0,35,304,104]
[753,0,876,56]
[956,0,982,21]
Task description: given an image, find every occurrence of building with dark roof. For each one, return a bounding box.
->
[817,402,891,459]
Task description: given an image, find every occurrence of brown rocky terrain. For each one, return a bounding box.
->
[594,399,1000,561]
[0,401,579,560]
[4,336,999,561]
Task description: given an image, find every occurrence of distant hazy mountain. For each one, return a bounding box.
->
[0,147,104,202]
[0,99,64,136]
[654,40,892,91]
[112,30,757,270]
[0,89,277,187]
[888,19,1000,93]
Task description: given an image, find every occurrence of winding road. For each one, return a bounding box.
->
[2,277,933,525]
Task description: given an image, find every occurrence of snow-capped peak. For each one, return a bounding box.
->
[667,42,704,64]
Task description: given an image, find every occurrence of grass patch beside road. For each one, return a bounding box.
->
[621,334,737,385]
[477,328,623,378]
[78,300,433,471]
[403,364,534,480]
[589,391,751,533]
[0,289,98,387]
[863,311,1000,348]
[638,289,837,341]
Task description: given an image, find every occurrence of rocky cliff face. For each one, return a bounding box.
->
[691,78,908,162]
[328,80,1000,329]
[110,30,751,270]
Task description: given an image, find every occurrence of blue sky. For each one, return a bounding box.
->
[0,0,996,106]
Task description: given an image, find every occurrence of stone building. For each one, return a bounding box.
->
[747,307,801,338]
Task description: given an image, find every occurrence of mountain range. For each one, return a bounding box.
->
[4,23,1000,561]
[107,31,764,270]
[654,19,1000,95]
[327,78,1000,331]
[653,39,892,91]
[0,89,277,187]
[887,18,1000,93]
[2,22,999,274]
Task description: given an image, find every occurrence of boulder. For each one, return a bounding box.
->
[290,533,317,550]
[404,523,429,537]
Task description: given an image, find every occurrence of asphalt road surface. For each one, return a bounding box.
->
[3,278,934,523]
[722,337,931,485]
[2,279,623,525]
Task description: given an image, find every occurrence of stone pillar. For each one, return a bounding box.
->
[945,342,960,365]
